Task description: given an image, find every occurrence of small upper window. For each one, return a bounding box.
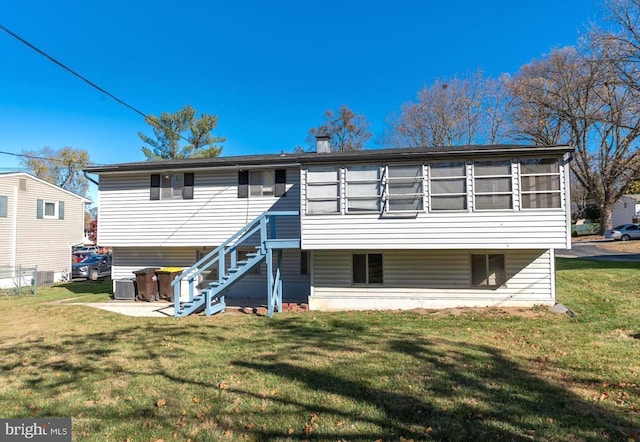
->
[150,173,194,200]
[238,169,286,198]
[36,199,64,220]
[430,162,467,211]
[306,167,340,213]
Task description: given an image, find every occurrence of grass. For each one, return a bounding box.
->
[0,260,639,441]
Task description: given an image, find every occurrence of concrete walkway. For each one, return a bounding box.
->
[556,239,640,262]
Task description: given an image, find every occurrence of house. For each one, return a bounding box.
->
[84,142,573,316]
[0,172,90,287]
[611,194,640,227]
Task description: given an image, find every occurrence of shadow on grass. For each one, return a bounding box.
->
[1,315,637,441]
[57,278,113,295]
[556,257,640,271]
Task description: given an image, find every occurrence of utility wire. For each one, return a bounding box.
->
[0,24,148,119]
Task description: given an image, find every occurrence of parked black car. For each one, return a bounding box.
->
[72,254,112,280]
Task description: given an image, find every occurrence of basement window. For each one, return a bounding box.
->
[471,254,506,287]
[352,253,383,284]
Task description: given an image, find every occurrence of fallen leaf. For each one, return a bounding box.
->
[156,398,166,407]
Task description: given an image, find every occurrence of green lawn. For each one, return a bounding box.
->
[0,259,638,441]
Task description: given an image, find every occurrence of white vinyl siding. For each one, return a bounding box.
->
[309,249,554,310]
[98,168,300,247]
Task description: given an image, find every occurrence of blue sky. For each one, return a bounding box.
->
[1,0,603,178]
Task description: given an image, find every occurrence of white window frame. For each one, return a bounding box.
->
[306,167,341,214]
[519,159,562,209]
[43,200,58,219]
[429,162,468,211]
[386,164,424,212]
[345,165,382,213]
[250,170,275,197]
[473,160,514,211]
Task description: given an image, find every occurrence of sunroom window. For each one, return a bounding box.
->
[346,166,381,213]
[430,162,467,211]
[387,164,424,211]
[520,159,561,209]
[474,161,513,210]
[306,168,340,214]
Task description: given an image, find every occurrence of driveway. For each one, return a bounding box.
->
[557,239,640,262]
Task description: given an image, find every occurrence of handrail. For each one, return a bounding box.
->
[172,210,298,315]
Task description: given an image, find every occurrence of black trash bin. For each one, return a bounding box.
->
[156,267,184,301]
[133,268,160,301]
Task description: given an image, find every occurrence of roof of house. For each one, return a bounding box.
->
[84,144,574,174]
[0,172,91,202]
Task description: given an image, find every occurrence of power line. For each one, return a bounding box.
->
[0,23,148,119]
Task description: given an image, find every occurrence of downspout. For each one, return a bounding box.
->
[11,186,18,269]
[83,171,99,186]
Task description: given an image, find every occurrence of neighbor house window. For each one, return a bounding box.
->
[474,161,513,210]
[387,164,424,211]
[238,169,286,198]
[430,162,467,210]
[352,253,383,284]
[306,167,340,214]
[150,173,194,200]
[520,159,561,209]
[346,166,381,213]
[36,199,64,220]
[471,254,506,287]
[0,195,7,218]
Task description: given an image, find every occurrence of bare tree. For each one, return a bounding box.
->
[509,45,640,230]
[307,105,372,151]
[386,71,514,147]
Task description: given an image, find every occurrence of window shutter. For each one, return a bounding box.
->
[0,195,7,217]
[36,199,43,219]
[183,173,194,199]
[150,174,160,200]
[58,201,65,219]
[238,171,249,198]
[275,169,286,197]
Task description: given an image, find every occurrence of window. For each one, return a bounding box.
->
[352,253,383,284]
[471,254,506,287]
[520,159,561,209]
[150,173,194,200]
[474,161,513,210]
[238,169,286,198]
[0,195,7,218]
[306,167,340,214]
[300,250,310,275]
[346,166,381,212]
[387,164,424,211]
[430,162,467,210]
[36,199,64,220]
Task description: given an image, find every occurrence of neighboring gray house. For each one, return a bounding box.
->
[611,194,640,227]
[0,172,90,286]
[85,143,573,316]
